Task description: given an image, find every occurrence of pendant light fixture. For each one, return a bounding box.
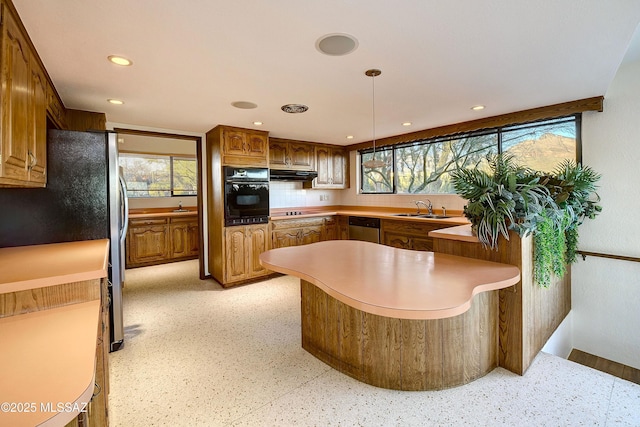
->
[362,68,385,169]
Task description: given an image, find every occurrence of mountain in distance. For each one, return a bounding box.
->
[505,133,575,172]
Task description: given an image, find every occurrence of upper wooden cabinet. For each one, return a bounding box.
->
[0,0,69,187]
[269,138,315,171]
[306,145,348,189]
[46,84,67,129]
[0,5,45,187]
[207,125,269,167]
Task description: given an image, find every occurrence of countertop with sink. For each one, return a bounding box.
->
[269,205,470,225]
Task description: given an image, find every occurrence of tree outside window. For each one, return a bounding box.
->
[360,116,578,194]
[120,153,197,198]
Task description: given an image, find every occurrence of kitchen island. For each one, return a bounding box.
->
[259,240,520,390]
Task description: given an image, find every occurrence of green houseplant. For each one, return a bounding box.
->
[451,154,602,287]
[451,154,550,249]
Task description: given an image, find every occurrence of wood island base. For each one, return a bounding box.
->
[300,280,499,391]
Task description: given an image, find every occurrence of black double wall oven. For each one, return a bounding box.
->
[223,166,269,226]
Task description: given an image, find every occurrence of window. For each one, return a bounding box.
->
[360,115,579,194]
[120,153,197,198]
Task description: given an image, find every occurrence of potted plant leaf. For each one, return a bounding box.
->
[451,154,550,249]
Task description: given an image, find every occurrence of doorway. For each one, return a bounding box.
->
[114,128,206,280]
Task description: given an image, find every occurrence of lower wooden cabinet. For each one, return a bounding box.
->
[126,213,199,268]
[224,223,270,284]
[380,219,454,252]
[271,216,340,249]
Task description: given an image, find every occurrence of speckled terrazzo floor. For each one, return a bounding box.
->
[109,260,640,426]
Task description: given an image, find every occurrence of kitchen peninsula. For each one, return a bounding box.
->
[0,240,110,427]
[259,240,521,391]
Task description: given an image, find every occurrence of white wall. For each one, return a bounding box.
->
[573,58,640,369]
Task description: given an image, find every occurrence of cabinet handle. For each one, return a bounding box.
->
[27,150,36,170]
[92,382,102,398]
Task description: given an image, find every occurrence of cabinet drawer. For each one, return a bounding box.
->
[130,217,168,226]
[170,215,197,224]
[271,217,325,230]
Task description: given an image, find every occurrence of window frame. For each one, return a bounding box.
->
[359,114,581,195]
[120,152,198,198]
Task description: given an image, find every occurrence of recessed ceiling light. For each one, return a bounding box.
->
[471,105,485,111]
[316,33,358,56]
[253,121,263,126]
[402,122,412,126]
[346,135,354,140]
[107,99,124,105]
[231,101,258,109]
[281,104,309,114]
[108,55,132,66]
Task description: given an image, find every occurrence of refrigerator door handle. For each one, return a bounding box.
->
[119,174,129,242]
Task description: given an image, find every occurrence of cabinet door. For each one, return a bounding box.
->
[222,129,247,157]
[289,142,315,170]
[381,231,413,250]
[315,146,331,186]
[300,226,322,245]
[170,224,189,258]
[247,224,269,278]
[0,12,31,184]
[268,140,289,168]
[29,57,47,184]
[272,228,301,249]
[187,222,199,256]
[245,132,268,159]
[225,227,248,283]
[330,148,347,187]
[129,225,169,264]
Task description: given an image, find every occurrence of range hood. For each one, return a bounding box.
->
[269,169,318,181]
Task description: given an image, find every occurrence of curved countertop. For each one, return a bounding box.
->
[260,240,520,319]
[0,301,100,427]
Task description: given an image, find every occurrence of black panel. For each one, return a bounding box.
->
[0,130,109,247]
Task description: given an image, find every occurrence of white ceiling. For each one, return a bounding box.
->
[13,0,640,146]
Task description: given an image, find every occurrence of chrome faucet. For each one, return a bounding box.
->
[415,200,433,215]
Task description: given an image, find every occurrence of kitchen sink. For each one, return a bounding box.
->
[393,213,450,219]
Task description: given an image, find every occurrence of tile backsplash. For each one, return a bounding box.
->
[269,181,339,208]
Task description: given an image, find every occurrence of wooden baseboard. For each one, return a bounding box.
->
[568,349,640,385]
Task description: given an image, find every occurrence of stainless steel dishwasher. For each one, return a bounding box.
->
[348,216,380,243]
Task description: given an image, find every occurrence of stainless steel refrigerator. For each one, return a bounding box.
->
[0,130,128,352]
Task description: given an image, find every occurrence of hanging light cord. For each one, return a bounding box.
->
[371,71,377,157]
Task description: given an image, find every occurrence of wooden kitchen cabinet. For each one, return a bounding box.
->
[207,125,269,167]
[126,213,199,268]
[224,223,270,284]
[306,145,348,189]
[271,216,340,249]
[0,4,47,187]
[380,219,453,252]
[170,216,199,259]
[126,217,170,266]
[269,138,315,171]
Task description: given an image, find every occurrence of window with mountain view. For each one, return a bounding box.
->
[120,153,197,198]
[360,115,579,194]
